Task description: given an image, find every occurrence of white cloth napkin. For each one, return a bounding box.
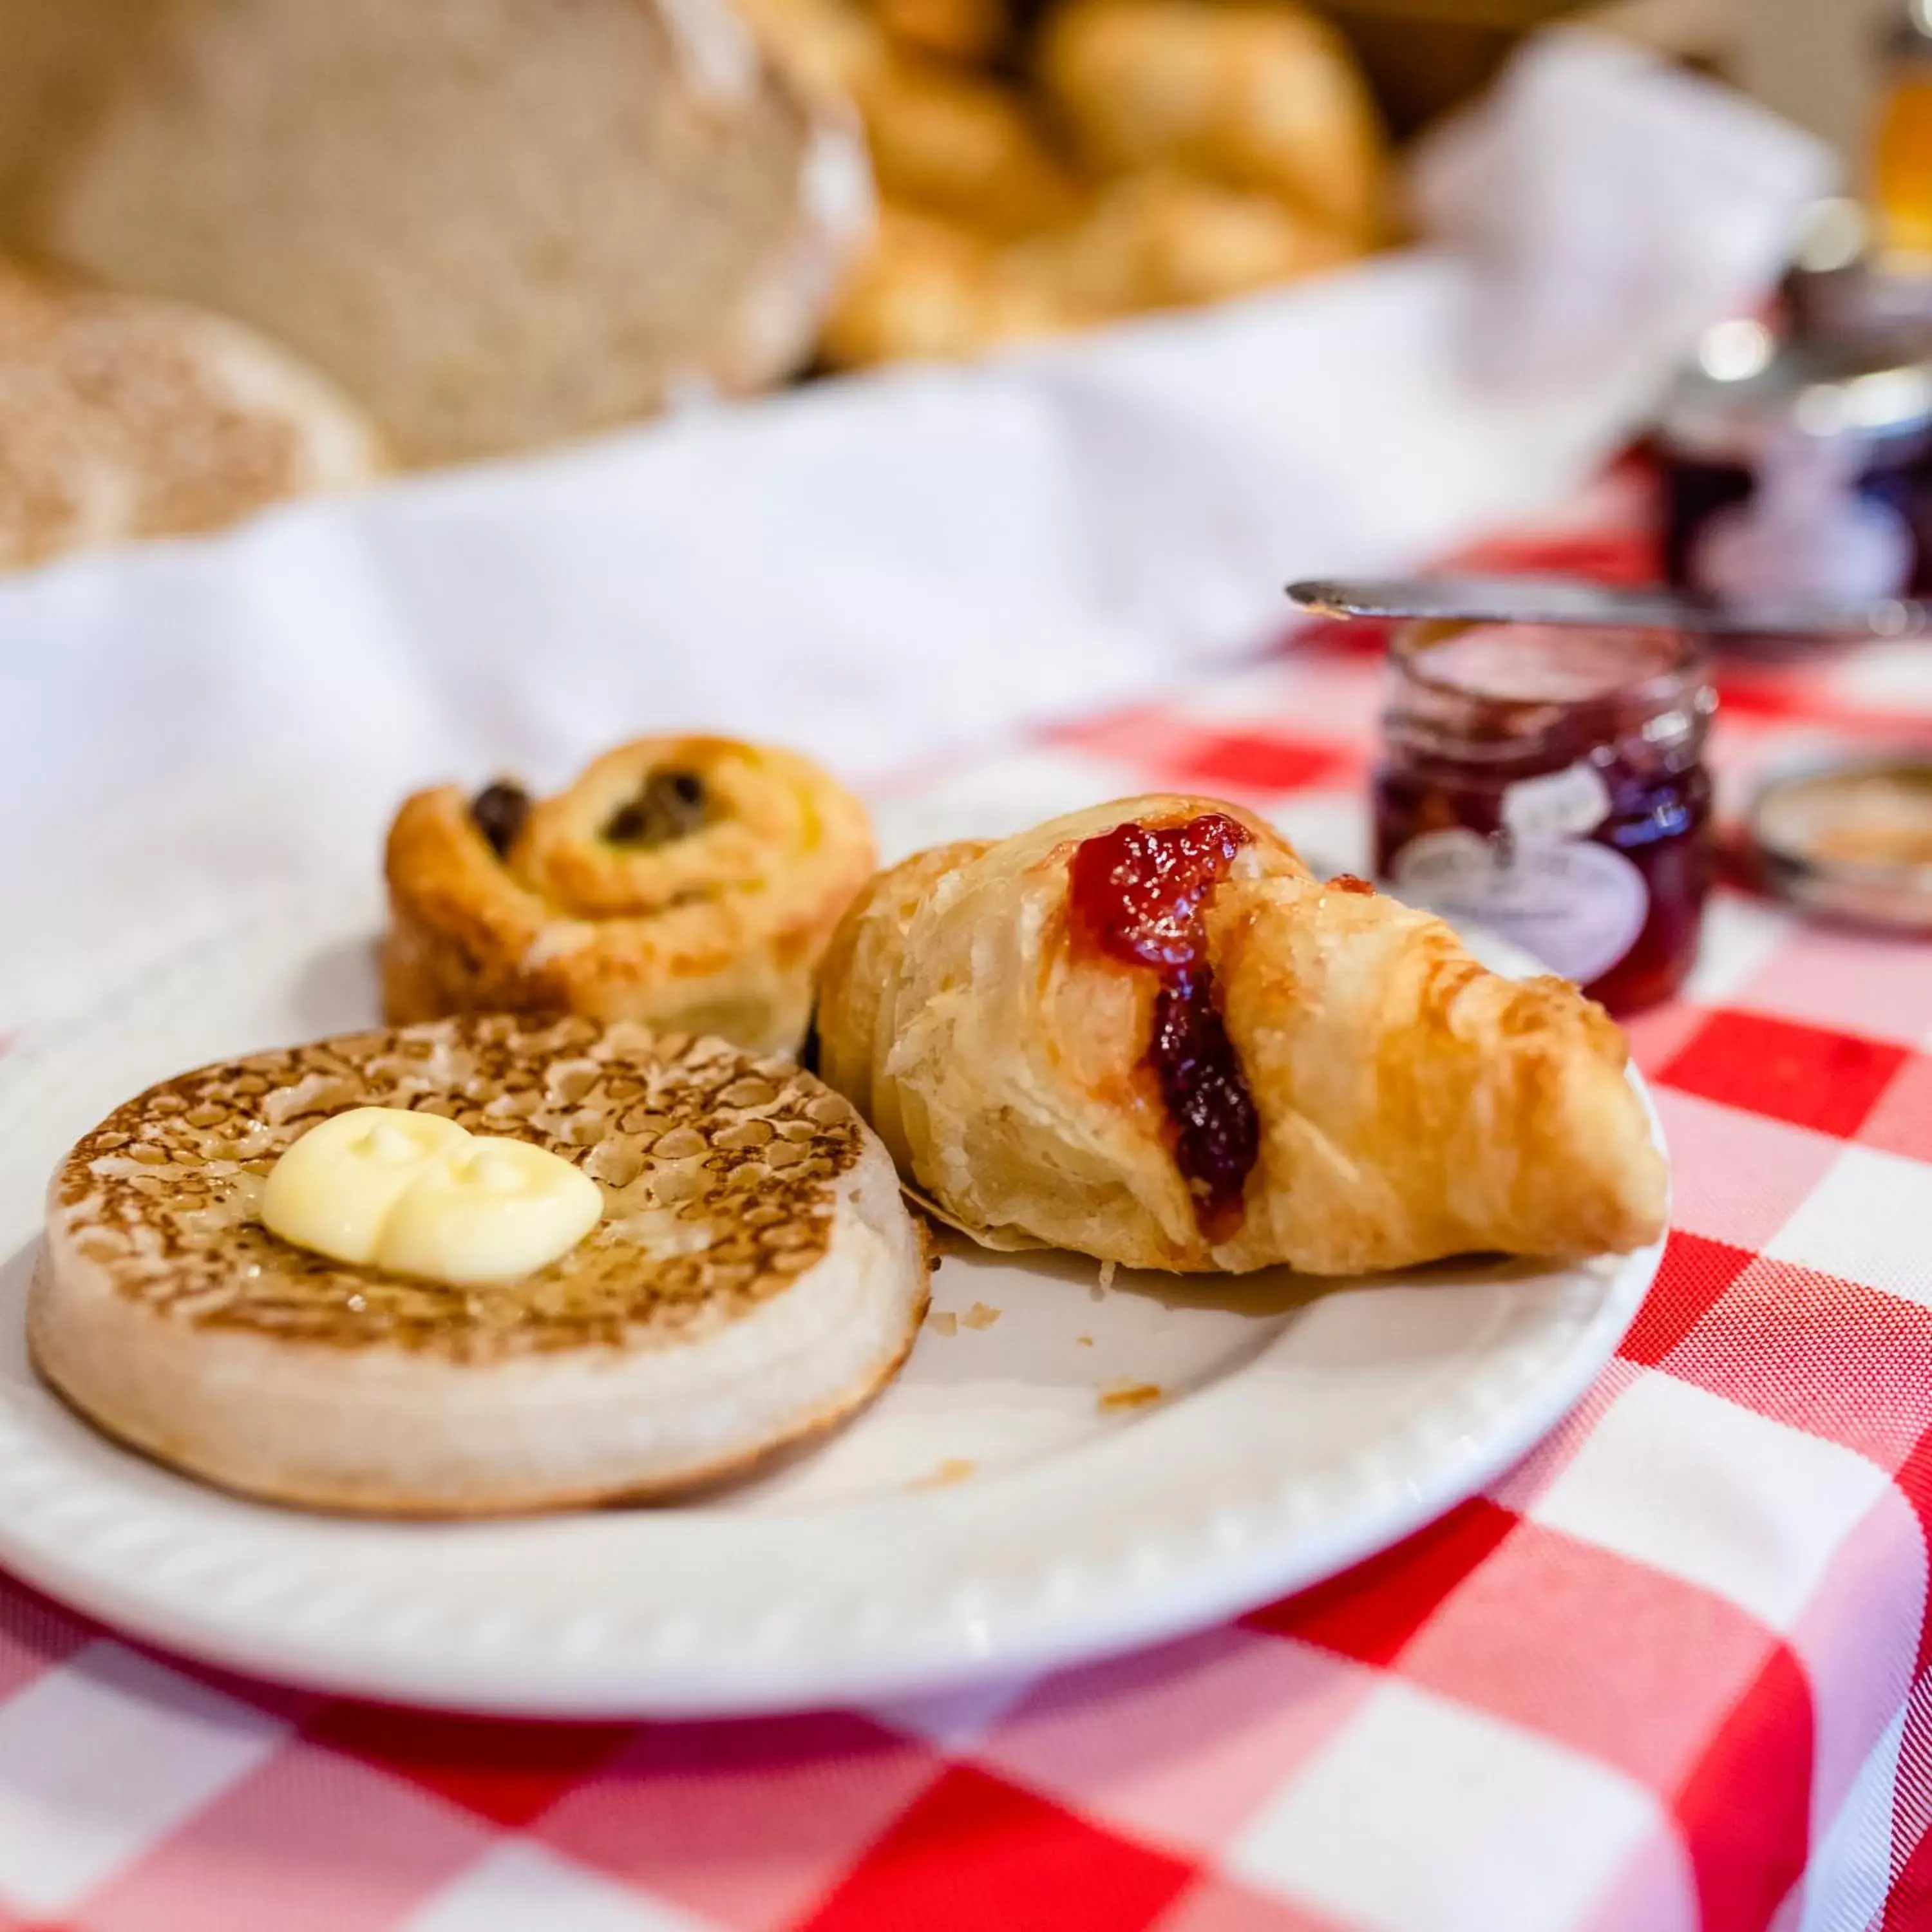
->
[0,31,1829,1033]
[1412,26,1835,389]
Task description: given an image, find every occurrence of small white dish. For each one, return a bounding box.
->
[0,886,1663,1717]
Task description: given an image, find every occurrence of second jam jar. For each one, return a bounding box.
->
[1372,621,1717,1015]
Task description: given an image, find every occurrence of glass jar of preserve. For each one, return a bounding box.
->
[1372,621,1716,1015]
[1654,330,1932,606]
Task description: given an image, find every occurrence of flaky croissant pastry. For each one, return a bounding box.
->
[855,53,1087,238]
[817,798,1667,1274]
[820,204,1094,368]
[1016,167,1356,316]
[1037,0,1388,243]
[869,0,1009,67]
[385,735,875,1057]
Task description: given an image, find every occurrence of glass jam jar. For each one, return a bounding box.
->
[1653,330,1932,606]
[1372,621,1716,1015]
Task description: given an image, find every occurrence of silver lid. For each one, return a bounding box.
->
[1747,755,1932,931]
[1656,321,1932,465]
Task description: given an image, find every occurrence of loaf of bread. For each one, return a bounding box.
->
[0,1,158,238]
[0,258,385,572]
[21,0,873,465]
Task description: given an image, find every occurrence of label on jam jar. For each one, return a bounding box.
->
[1388,829,1649,987]
[1499,761,1611,844]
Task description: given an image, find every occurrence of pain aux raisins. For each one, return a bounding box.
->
[604,770,710,846]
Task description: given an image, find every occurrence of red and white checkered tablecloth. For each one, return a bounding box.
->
[3,463,1932,1932]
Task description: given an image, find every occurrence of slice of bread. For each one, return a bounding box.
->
[21,0,872,466]
[0,258,386,572]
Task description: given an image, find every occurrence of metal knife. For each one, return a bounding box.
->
[1285,574,1932,639]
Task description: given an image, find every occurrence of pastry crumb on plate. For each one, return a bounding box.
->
[913,1458,978,1490]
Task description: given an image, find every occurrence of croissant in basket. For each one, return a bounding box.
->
[817,797,1667,1275]
[1037,0,1390,243]
[384,736,875,1057]
[820,204,1097,366]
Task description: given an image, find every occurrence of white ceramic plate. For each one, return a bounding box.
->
[0,875,1665,1717]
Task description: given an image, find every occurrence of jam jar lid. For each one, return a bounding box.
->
[1655,324,1932,466]
[1747,753,1932,931]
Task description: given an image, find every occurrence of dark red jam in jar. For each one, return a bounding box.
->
[1372,622,1716,1014]
[1068,813,1259,1239]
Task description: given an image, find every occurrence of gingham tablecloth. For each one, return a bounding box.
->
[3,466,1932,1932]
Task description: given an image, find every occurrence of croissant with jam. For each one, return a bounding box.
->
[384,737,875,1057]
[816,797,1667,1275]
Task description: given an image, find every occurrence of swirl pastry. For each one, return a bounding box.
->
[818,797,1667,1275]
[384,737,875,1057]
[31,1016,928,1514]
